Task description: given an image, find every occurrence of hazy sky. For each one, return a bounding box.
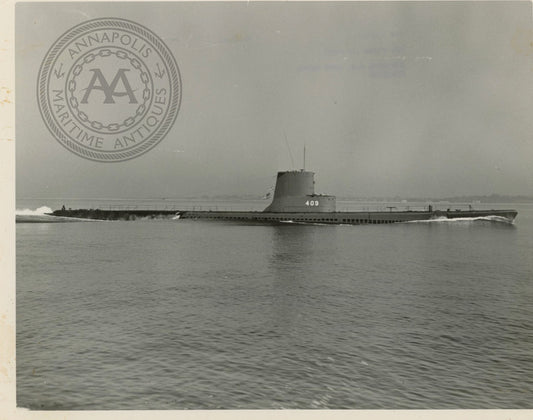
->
[16,1,533,198]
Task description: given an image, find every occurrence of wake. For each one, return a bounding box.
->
[16,206,53,216]
[16,206,100,223]
[408,215,514,225]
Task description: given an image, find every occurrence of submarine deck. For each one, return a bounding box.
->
[49,209,518,223]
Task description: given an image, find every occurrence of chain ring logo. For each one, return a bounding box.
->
[37,18,181,162]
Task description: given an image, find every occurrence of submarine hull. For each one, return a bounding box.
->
[49,209,518,223]
[177,209,517,223]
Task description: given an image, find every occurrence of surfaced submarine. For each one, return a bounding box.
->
[51,169,518,224]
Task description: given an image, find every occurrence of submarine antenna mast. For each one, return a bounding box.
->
[283,130,295,169]
[303,144,306,171]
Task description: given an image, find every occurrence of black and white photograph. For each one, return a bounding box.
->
[6,0,533,414]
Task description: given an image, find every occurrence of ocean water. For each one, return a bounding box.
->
[16,200,533,409]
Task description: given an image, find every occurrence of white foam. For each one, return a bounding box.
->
[408,215,513,224]
[15,206,53,216]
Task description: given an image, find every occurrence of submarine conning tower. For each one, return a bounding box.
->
[263,170,336,213]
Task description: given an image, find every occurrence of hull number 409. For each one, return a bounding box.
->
[305,200,319,206]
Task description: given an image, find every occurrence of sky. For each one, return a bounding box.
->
[16,1,533,199]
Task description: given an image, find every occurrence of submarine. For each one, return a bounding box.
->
[51,169,518,223]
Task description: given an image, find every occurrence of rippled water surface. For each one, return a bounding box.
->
[16,202,533,409]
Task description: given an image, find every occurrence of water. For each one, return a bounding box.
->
[16,201,533,409]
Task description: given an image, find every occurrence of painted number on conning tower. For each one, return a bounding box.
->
[305,200,319,206]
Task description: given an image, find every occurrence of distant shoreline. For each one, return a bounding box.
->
[336,195,533,204]
[17,194,533,204]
